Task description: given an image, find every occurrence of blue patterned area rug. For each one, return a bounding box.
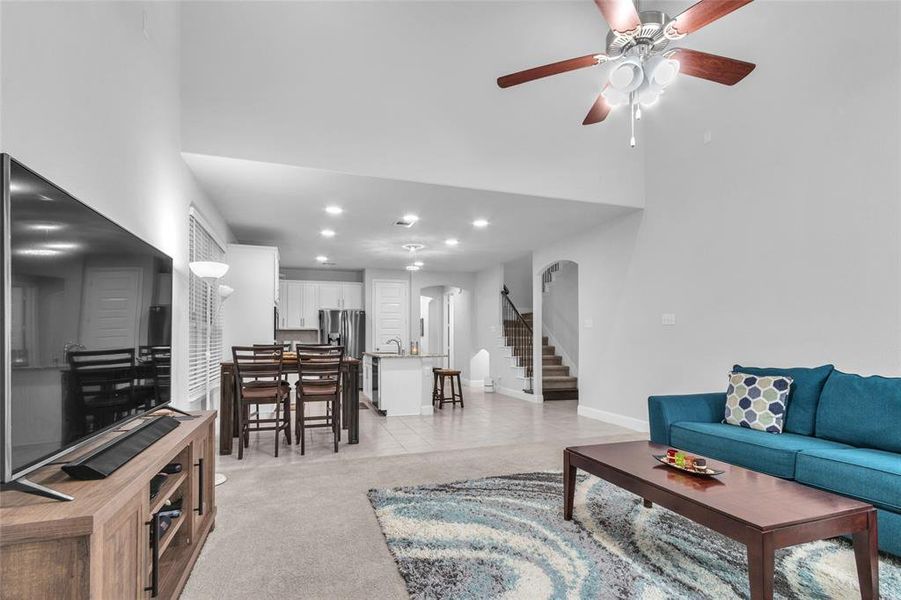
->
[368,471,901,599]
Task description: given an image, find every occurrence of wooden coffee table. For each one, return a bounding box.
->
[563,441,879,600]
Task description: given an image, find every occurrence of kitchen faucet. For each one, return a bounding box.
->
[387,337,403,355]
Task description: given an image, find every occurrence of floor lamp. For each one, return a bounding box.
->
[189,261,231,487]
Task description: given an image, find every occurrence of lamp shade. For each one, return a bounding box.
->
[644,56,680,88]
[608,56,644,93]
[189,261,229,280]
[218,284,235,299]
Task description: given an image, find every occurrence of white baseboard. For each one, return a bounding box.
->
[497,385,542,403]
[577,405,649,433]
[420,405,435,415]
[463,378,483,387]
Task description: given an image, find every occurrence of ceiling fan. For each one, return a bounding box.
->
[497,0,756,147]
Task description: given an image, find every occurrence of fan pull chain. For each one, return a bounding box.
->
[629,91,636,148]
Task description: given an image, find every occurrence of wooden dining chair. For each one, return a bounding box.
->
[232,345,292,459]
[295,345,344,454]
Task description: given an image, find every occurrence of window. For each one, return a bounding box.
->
[188,210,226,402]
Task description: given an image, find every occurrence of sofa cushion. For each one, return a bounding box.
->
[670,422,852,479]
[816,370,901,453]
[796,448,901,512]
[733,364,834,436]
[724,372,792,433]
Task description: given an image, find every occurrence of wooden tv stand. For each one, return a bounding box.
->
[0,410,216,600]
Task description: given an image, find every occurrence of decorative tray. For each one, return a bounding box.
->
[653,454,725,478]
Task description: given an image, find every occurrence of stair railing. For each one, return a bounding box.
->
[501,288,533,393]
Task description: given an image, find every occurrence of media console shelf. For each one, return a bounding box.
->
[0,410,216,600]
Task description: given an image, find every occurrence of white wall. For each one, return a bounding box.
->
[411,271,476,378]
[542,261,579,376]
[0,1,233,408]
[533,0,901,428]
[502,253,533,313]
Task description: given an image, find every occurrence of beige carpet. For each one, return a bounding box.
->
[181,432,643,599]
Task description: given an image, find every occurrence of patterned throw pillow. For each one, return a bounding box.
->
[724,372,793,433]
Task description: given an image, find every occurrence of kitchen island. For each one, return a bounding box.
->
[362,353,448,416]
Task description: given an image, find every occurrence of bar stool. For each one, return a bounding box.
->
[433,369,463,409]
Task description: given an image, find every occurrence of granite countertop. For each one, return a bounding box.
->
[363,352,448,359]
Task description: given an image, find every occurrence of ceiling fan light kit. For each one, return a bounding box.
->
[497,0,756,147]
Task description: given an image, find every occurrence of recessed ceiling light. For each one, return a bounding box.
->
[473,219,489,228]
[16,248,61,257]
[405,265,420,271]
[413,261,424,267]
[325,206,343,215]
[402,214,419,223]
[315,255,328,262]
[320,229,336,238]
[402,243,425,252]
[445,238,459,246]
[43,242,80,250]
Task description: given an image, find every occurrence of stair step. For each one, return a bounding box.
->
[542,345,555,355]
[544,389,578,401]
[541,336,548,345]
[542,375,578,390]
[543,365,570,376]
[542,355,562,365]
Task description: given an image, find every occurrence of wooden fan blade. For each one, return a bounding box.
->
[583,90,612,125]
[594,0,641,34]
[669,0,753,36]
[497,54,604,88]
[669,48,755,86]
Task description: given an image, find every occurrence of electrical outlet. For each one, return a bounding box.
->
[583,318,594,328]
[703,130,712,145]
[661,313,677,326]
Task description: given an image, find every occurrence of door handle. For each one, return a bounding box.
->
[194,457,204,516]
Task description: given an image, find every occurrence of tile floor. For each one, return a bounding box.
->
[216,385,639,472]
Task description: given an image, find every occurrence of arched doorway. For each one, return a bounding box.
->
[537,260,579,405]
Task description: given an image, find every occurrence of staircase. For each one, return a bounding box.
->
[501,306,578,401]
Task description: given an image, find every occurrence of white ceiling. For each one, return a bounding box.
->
[179,0,648,205]
[183,153,637,271]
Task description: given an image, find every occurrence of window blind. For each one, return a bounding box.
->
[188,213,225,401]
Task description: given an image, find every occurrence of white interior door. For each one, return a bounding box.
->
[419,296,431,354]
[79,267,143,351]
[444,291,455,369]
[373,280,409,351]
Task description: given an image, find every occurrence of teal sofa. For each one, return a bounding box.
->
[648,365,901,557]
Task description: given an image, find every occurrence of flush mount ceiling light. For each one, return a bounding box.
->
[405,265,421,271]
[473,219,489,228]
[402,243,425,252]
[395,214,420,228]
[497,0,757,147]
[413,260,424,267]
[325,206,343,215]
[320,229,336,238]
[315,255,328,263]
[445,238,459,247]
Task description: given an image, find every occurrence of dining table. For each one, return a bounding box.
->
[218,356,361,455]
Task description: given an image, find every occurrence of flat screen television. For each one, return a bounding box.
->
[1,154,174,486]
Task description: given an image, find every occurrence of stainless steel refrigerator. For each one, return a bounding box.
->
[319,309,365,361]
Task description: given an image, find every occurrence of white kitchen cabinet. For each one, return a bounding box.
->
[341,283,363,309]
[276,279,363,331]
[318,283,342,310]
[299,282,318,328]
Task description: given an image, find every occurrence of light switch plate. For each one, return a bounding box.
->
[661,313,677,326]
